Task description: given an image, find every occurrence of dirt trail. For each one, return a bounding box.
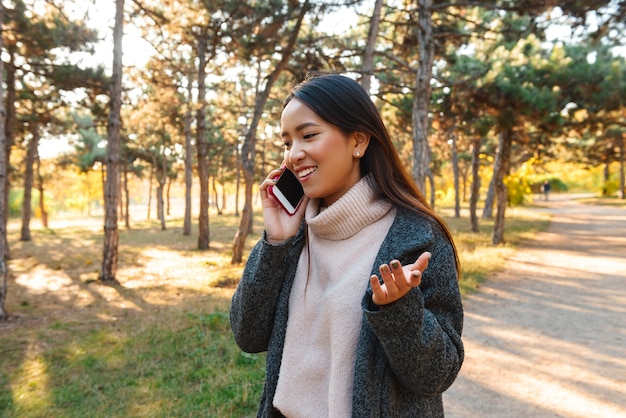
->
[443,196,626,418]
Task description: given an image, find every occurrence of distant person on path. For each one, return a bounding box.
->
[230,73,464,417]
[542,180,551,200]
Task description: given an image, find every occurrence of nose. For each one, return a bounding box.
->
[287,141,305,164]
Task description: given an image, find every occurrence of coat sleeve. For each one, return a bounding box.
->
[362,214,464,396]
[230,232,300,354]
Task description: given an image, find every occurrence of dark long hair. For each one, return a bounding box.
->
[285,73,460,275]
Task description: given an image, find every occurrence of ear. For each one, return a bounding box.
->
[351,131,371,157]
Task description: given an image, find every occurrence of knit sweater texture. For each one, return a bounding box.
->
[273,178,395,417]
[230,181,464,418]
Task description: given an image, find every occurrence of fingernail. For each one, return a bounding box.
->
[412,270,421,278]
[390,260,400,269]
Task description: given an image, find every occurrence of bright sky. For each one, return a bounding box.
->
[77,2,357,70]
[89,2,153,69]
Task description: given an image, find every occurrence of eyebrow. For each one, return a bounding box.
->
[281,122,320,138]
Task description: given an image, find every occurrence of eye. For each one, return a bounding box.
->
[283,141,292,150]
[303,132,317,140]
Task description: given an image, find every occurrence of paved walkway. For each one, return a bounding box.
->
[443,197,626,417]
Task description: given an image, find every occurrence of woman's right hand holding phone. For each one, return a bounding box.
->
[260,166,307,244]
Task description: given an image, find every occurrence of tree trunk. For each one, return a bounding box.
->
[231,1,310,264]
[360,0,383,93]
[450,133,460,218]
[157,181,166,230]
[147,166,153,219]
[235,139,240,217]
[99,0,124,285]
[166,177,172,216]
[232,169,254,264]
[158,152,167,231]
[617,134,626,199]
[196,36,210,250]
[118,159,124,223]
[212,176,223,215]
[221,182,227,213]
[482,141,500,219]
[492,127,512,245]
[469,137,481,233]
[482,181,495,218]
[3,48,16,260]
[460,160,469,203]
[183,77,193,235]
[412,0,434,196]
[0,7,9,319]
[123,160,130,228]
[35,150,48,228]
[21,124,39,241]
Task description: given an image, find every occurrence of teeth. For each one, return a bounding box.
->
[298,167,317,178]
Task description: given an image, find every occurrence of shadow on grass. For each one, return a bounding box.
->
[1,214,264,417]
[1,207,549,416]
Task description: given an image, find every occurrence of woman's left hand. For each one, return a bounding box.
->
[370,251,431,306]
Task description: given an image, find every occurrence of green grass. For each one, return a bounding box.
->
[1,309,264,417]
[1,205,551,417]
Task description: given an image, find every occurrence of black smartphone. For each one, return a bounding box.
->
[269,168,305,215]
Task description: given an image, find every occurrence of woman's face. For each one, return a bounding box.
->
[280,98,368,207]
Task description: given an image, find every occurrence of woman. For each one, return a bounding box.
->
[230,73,464,417]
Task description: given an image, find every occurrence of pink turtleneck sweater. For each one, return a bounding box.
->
[273,177,396,417]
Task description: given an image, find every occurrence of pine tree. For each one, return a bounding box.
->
[0,2,8,320]
[100,0,125,284]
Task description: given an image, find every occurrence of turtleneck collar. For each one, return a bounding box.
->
[305,176,393,241]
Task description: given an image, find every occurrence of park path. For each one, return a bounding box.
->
[443,196,626,418]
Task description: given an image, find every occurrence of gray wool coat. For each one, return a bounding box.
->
[230,207,464,417]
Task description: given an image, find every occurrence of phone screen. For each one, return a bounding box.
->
[271,169,304,214]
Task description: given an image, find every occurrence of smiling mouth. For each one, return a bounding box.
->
[297,167,317,179]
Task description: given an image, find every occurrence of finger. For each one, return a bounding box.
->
[411,251,431,273]
[407,269,422,287]
[260,180,272,198]
[379,264,399,298]
[294,196,309,216]
[260,165,287,196]
[370,274,386,304]
[268,162,287,179]
[390,260,408,291]
[266,168,285,184]
[260,176,276,194]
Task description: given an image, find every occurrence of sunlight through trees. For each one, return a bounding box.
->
[0,0,624,296]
